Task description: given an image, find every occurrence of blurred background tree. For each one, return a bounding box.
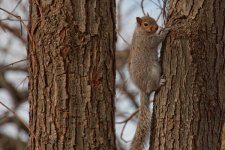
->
[0,0,28,149]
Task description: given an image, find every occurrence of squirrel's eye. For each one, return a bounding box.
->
[143,22,148,26]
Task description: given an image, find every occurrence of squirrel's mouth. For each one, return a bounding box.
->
[146,26,158,33]
[147,30,157,33]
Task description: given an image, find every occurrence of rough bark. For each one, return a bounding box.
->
[222,123,225,150]
[151,0,225,149]
[27,0,116,150]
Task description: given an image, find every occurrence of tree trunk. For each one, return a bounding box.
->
[27,0,116,149]
[151,0,225,149]
[222,123,225,150]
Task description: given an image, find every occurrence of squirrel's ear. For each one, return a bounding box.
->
[147,13,150,17]
[136,17,142,25]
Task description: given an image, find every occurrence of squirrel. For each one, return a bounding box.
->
[128,15,170,150]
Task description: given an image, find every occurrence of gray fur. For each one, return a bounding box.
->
[129,16,170,150]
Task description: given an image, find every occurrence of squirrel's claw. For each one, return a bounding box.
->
[160,77,166,86]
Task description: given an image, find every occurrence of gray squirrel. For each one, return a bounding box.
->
[128,15,170,150]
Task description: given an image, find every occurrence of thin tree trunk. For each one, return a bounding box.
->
[27,0,116,149]
[151,0,225,149]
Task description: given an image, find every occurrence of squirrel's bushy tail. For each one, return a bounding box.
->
[130,92,152,150]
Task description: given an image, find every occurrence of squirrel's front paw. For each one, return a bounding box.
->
[161,28,171,35]
[164,27,171,31]
[160,76,166,86]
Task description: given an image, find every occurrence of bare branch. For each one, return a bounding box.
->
[117,32,130,46]
[141,0,146,15]
[0,22,27,43]
[0,100,41,150]
[116,110,138,124]
[11,0,23,13]
[0,7,33,43]
[0,59,27,72]
[0,74,27,106]
[116,110,139,143]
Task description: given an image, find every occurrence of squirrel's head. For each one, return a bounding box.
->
[136,16,158,33]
